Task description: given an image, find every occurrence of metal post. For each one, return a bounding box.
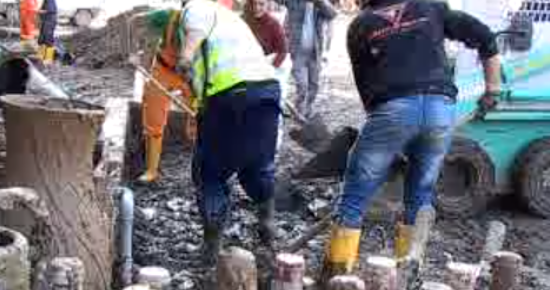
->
[490,251,523,290]
[444,261,480,290]
[273,253,305,290]
[217,247,257,290]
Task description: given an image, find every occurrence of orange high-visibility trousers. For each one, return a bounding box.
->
[142,62,196,142]
[20,0,38,40]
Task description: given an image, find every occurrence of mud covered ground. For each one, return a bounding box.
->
[128,16,550,289]
[6,13,550,290]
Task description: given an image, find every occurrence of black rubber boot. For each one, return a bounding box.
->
[258,198,277,249]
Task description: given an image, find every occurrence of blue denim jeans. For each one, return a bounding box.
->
[336,95,456,228]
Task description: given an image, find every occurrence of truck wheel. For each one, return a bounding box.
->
[436,137,495,218]
[513,138,550,218]
[72,9,93,28]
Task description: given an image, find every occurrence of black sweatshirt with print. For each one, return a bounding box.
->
[347,0,499,110]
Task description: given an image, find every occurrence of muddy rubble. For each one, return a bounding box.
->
[127,120,550,290]
[60,6,159,70]
[1,11,549,290]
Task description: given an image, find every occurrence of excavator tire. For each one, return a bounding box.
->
[513,137,550,218]
[436,136,495,219]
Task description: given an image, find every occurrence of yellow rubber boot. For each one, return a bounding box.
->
[137,136,163,183]
[395,223,412,261]
[37,45,46,60]
[319,225,362,286]
[43,46,55,65]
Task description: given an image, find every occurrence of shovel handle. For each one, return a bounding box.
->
[283,100,308,125]
[133,64,197,118]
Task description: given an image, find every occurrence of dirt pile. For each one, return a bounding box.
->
[61,6,159,70]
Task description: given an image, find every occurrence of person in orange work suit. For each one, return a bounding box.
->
[20,0,40,49]
[137,10,196,183]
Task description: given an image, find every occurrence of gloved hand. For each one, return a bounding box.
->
[478,91,500,111]
[474,91,500,119]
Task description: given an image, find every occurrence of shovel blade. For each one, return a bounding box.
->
[293,126,360,179]
[288,113,332,153]
[293,126,410,180]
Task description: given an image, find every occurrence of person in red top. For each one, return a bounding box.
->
[243,0,288,68]
[243,0,290,150]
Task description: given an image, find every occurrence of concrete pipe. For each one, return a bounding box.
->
[1,95,112,290]
[0,226,30,290]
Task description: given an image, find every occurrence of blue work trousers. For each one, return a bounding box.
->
[192,81,281,226]
[38,13,57,46]
[336,95,455,228]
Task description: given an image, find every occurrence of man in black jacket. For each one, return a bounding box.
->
[320,0,502,276]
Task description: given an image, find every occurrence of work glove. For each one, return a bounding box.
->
[475,91,500,119]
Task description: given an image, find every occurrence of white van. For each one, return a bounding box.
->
[0,0,19,25]
[55,0,106,27]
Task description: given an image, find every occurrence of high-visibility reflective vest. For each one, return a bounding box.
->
[183,0,276,107]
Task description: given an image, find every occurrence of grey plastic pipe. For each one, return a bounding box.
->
[114,187,135,287]
[26,63,72,99]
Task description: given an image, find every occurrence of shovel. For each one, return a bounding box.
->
[293,103,488,181]
[292,125,359,179]
[284,100,334,154]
